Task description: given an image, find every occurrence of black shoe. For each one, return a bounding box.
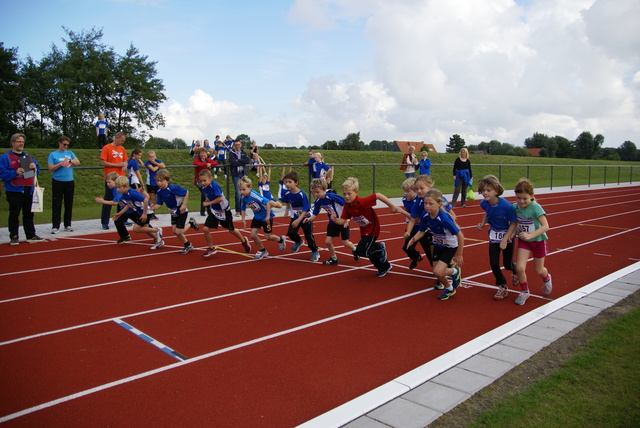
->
[322,258,339,266]
[27,235,45,243]
[409,255,423,270]
[117,235,131,244]
[352,249,359,261]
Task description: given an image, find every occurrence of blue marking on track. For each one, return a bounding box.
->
[114,319,187,361]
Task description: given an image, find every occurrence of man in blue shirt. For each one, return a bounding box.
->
[47,135,80,234]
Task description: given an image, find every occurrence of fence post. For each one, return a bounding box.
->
[604,166,607,186]
[550,165,554,190]
[570,165,574,188]
[372,164,377,194]
[527,165,530,179]
[499,164,502,182]
[588,166,591,187]
[617,166,621,185]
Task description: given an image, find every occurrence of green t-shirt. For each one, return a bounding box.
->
[513,201,548,241]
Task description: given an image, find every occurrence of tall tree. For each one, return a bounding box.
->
[0,43,21,141]
[446,134,466,153]
[339,132,364,150]
[618,141,637,161]
[553,136,574,158]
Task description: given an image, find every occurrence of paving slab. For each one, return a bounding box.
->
[547,308,594,325]
[479,343,536,365]
[577,296,616,310]
[367,398,441,428]
[457,354,515,378]
[533,317,580,333]
[500,333,552,353]
[403,382,470,414]
[431,367,494,394]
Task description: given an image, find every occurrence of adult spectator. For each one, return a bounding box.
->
[401,145,418,179]
[99,131,128,229]
[0,133,44,245]
[48,135,80,234]
[451,147,473,208]
[229,140,251,215]
[95,113,109,152]
[418,150,432,175]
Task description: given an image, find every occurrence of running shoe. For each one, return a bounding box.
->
[203,247,218,257]
[278,235,286,251]
[352,249,360,261]
[434,281,444,290]
[376,264,392,277]
[102,224,110,230]
[515,290,530,305]
[10,237,19,246]
[117,235,131,244]
[188,217,200,231]
[310,251,320,262]
[151,240,165,250]
[438,288,457,300]
[493,286,509,301]
[450,267,461,289]
[542,274,553,296]
[322,258,339,266]
[180,242,194,254]
[512,272,520,287]
[51,228,60,234]
[254,249,269,260]
[291,239,305,253]
[409,255,422,270]
[65,226,73,232]
[242,236,252,253]
[124,221,133,226]
[28,235,45,243]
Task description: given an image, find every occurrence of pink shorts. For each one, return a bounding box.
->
[517,239,548,258]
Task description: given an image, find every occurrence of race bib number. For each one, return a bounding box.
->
[213,209,225,220]
[247,201,261,212]
[352,215,370,227]
[169,207,179,217]
[489,228,508,243]
[518,219,534,234]
[432,233,446,247]
[292,209,304,218]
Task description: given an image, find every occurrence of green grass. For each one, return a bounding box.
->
[1,148,639,227]
[468,307,640,428]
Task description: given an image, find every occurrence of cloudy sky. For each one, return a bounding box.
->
[2,0,639,151]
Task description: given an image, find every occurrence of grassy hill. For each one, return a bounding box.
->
[1,147,638,226]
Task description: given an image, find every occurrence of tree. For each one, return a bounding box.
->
[339,132,364,150]
[145,136,173,149]
[322,140,338,150]
[171,138,187,149]
[235,134,251,149]
[524,132,550,149]
[0,43,21,142]
[618,141,637,161]
[446,134,466,153]
[553,136,574,158]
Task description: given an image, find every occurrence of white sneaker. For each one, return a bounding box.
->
[151,240,165,250]
[51,228,60,234]
[254,249,269,260]
[65,226,73,232]
[278,236,286,251]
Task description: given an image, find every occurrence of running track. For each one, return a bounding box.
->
[1,186,639,426]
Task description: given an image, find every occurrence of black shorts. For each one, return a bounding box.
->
[326,222,350,240]
[131,183,143,190]
[171,211,189,229]
[432,246,457,265]
[119,211,150,227]
[251,217,274,234]
[146,185,159,194]
[204,208,235,231]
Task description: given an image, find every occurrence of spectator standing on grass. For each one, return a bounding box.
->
[312,152,331,180]
[476,175,518,301]
[451,147,473,208]
[418,150,432,175]
[145,151,165,207]
[99,131,127,230]
[505,178,552,306]
[401,145,418,179]
[229,140,251,216]
[214,137,228,178]
[48,135,80,234]
[0,133,44,245]
[330,177,408,277]
[95,113,108,152]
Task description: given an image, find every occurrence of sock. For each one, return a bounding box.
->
[544,274,551,282]
[330,256,337,260]
[520,281,529,292]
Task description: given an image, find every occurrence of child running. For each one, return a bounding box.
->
[150,169,199,254]
[198,170,251,257]
[94,172,128,243]
[238,176,286,260]
[407,189,463,300]
[111,176,164,249]
[281,170,320,261]
[505,178,552,305]
[476,175,518,300]
[330,177,407,277]
[305,178,355,265]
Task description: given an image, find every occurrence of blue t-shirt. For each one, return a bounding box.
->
[402,196,422,232]
[119,189,147,215]
[480,197,517,242]
[258,181,273,200]
[156,184,188,216]
[281,188,311,220]
[48,150,77,182]
[241,189,275,221]
[418,158,432,175]
[410,196,452,220]
[312,162,330,179]
[312,192,346,224]
[216,146,229,161]
[418,209,460,248]
[95,120,108,135]
[128,159,141,185]
[145,159,163,186]
[202,181,231,219]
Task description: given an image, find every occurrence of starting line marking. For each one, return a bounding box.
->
[578,223,631,231]
[114,319,187,362]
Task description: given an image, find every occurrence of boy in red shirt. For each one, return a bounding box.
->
[330,177,407,277]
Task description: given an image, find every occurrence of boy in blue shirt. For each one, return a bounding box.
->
[150,169,199,254]
[111,176,164,249]
[199,169,251,257]
[306,178,355,265]
[281,170,320,262]
[239,176,285,260]
[95,172,128,244]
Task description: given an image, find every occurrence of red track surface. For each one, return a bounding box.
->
[1,186,639,426]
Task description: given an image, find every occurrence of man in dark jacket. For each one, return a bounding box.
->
[229,140,251,215]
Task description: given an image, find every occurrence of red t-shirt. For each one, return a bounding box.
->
[340,193,380,237]
[100,143,128,179]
